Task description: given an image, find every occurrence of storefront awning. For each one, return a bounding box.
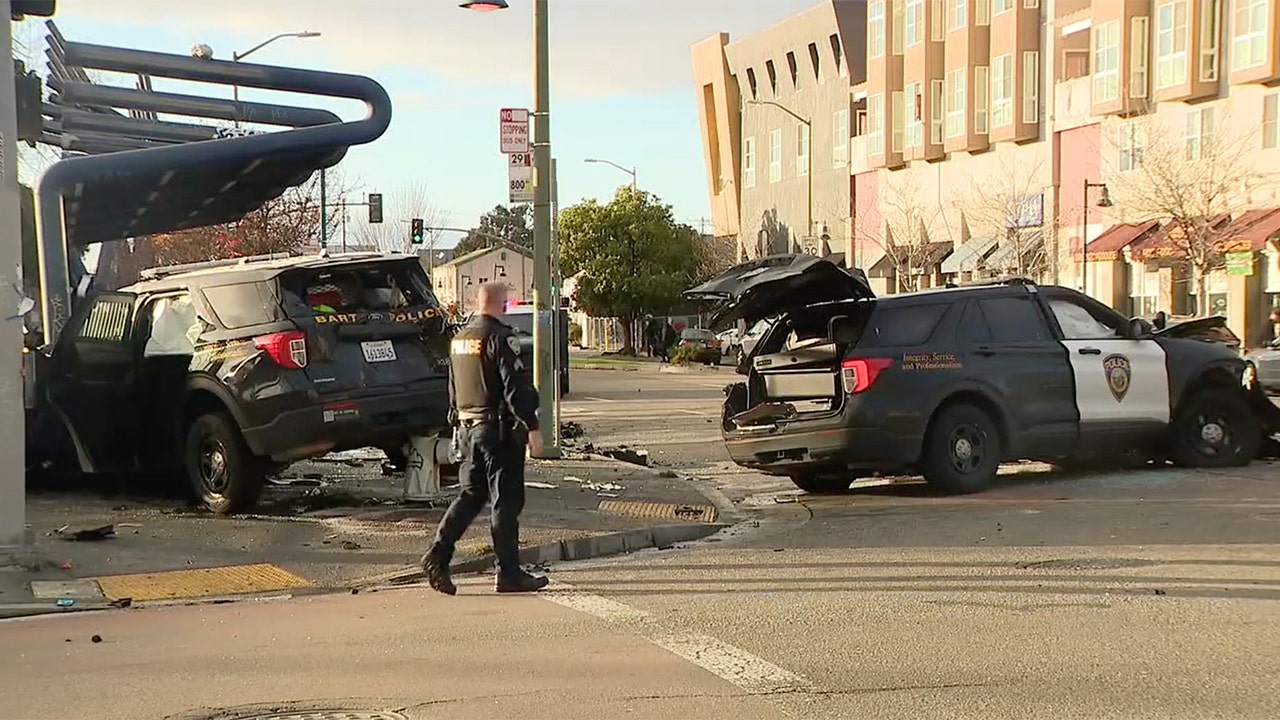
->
[1217,207,1280,252]
[939,235,997,274]
[1128,213,1231,261]
[986,231,1044,272]
[867,242,953,278]
[1082,220,1161,261]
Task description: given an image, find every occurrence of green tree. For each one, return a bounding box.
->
[453,204,532,256]
[560,186,701,353]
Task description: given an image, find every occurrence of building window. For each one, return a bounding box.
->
[949,0,967,29]
[745,68,758,98]
[766,60,778,93]
[946,68,966,138]
[743,136,757,188]
[893,0,906,54]
[1232,0,1268,70]
[906,0,924,46]
[904,83,922,147]
[830,34,844,73]
[1185,106,1215,160]
[1023,51,1039,122]
[991,53,1014,126]
[1131,16,1150,98]
[1265,93,1279,149]
[868,93,885,155]
[833,108,850,166]
[869,1,886,57]
[1092,20,1120,102]
[796,123,810,176]
[930,79,945,143]
[975,0,991,24]
[1155,1,1188,89]
[1199,0,1220,81]
[892,90,905,152]
[769,129,782,182]
[931,0,945,41]
[808,42,821,80]
[974,65,989,134]
[1129,263,1160,317]
[1117,121,1146,172]
[786,51,799,87]
[1024,0,1039,7]
[993,0,1013,14]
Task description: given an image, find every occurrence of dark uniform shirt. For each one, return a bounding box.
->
[449,314,540,431]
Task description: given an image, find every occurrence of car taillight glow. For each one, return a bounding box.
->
[254,330,308,369]
[841,357,892,394]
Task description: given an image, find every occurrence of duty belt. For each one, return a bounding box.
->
[457,410,501,425]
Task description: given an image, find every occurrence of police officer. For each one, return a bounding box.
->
[423,281,548,595]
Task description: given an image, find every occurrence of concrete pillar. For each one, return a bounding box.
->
[0,0,31,559]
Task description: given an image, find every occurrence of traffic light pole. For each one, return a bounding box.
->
[531,0,558,458]
[0,0,32,558]
[550,157,561,450]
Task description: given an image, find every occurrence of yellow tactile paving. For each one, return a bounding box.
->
[597,500,718,524]
[92,563,311,602]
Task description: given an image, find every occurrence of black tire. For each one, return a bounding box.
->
[921,403,1001,494]
[1169,390,1260,468]
[381,445,408,470]
[788,473,853,494]
[185,412,266,514]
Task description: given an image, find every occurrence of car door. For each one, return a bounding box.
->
[1039,289,1170,430]
[961,294,1079,457]
[46,292,140,473]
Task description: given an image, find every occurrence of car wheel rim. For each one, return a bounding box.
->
[1191,413,1231,456]
[949,425,983,474]
[199,437,230,494]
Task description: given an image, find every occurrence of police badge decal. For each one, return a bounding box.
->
[1102,353,1131,402]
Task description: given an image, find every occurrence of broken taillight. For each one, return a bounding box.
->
[254,330,308,369]
[841,357,892,394]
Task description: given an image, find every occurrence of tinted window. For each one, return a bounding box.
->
[202,283,276,329]
[502,312,533,335]
[977,297,1048,342]
[958,301,992,343]
[858,303,947,347]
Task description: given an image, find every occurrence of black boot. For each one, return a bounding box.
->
[495,567,549,593]
[421,543,456,596]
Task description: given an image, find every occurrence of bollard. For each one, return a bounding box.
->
[403,434,455,502]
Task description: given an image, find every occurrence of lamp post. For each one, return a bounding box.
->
[1080,179,1114,296]
[230,32,320,116]
[749,99,811,251]
[462,0,559,458]
[584,157,636,188]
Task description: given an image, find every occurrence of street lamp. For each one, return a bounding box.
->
[749,99,812,251]
[229,32,321,109]
[463,0,559,458]
[584,158,636,188]
[1080,179,1114,296]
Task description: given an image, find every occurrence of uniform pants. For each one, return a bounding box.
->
[433,421,527,575]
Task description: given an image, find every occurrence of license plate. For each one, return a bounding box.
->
[361,340,397,363]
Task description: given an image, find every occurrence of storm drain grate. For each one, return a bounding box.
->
[1017,558,1158,571]
[597,500,718,523]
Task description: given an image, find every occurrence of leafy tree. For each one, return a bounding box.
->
[454,204,532,256]
[559,186,701,353]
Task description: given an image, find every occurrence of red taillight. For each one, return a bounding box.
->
[254,331,308,369]
[841,357,892,394]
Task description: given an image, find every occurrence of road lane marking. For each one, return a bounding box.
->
[582,396,617,403]
[541,581,817,700]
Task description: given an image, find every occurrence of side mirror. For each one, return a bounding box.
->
[735,354,750,375]
[1129,317,1155,339]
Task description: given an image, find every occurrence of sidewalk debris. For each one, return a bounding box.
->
[598,447,650,466]
[560,421,585,441]
[57,525,115,542]
[525,481,559,490]
[340,540,363,550]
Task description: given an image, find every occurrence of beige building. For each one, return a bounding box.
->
[693,0,1280,343]
[430,242,532,316]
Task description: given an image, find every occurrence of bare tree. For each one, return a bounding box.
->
[1107,109,1262,304]
[350,180,445,253]
[857,174,950,292]
[959,155,1051,280]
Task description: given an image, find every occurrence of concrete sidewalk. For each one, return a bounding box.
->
[1,453,729,617]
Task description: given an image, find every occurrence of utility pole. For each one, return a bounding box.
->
[320,169,328,249]
[531,0,558,457]
[1,0,30,557]
[550,157,561,450]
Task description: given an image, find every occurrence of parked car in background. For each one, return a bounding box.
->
[678,327,723,365]
[719,319,772,367]
[498,303,571,396]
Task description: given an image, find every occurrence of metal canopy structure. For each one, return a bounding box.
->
[32,21,392,346]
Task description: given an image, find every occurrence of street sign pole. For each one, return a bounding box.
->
[0,0,32,558]
[530,0,558,457]
[550,157,561,449]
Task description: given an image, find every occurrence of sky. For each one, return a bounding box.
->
[28,0,819,248]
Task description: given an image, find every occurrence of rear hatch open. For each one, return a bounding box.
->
[278,258,451,397]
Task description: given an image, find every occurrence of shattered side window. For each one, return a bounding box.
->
[144,294,201,357]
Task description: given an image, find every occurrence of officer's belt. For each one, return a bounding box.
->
[457,410,505,425]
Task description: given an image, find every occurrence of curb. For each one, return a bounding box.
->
[352,521,727,588]
[570,363,646,372]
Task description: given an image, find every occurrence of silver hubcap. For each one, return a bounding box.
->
[1201,422,1226,445]
[954,438,973,459]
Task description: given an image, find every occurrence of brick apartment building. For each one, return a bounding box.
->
[693,0,1280,345]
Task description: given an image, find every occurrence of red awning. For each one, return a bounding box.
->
[1080,220,1161,261]
[1128,213,1232,261]
[1216,207,1280,252]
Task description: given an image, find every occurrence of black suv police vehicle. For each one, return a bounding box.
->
[687,254,1266,495]
[30,252,452,513]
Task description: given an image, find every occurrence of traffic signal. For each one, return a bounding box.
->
[13,61,42,146]
[410,218,424,244]
[367,193,383,224]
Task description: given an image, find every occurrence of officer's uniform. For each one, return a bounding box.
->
[428,313,542,591]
